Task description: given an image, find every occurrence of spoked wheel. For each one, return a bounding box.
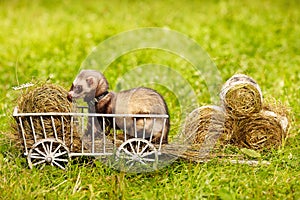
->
[116,138,158,172]
[27,138,70,170]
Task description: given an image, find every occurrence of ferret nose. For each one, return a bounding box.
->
[67,92,73,102]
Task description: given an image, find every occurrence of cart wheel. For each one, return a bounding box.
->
[27,138,70,170]
[116,138,158,172]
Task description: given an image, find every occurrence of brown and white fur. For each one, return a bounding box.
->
[67,69,169,144]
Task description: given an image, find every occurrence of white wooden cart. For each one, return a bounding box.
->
[13,106,170,172]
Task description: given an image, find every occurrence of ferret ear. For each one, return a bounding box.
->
[86,76,96,87]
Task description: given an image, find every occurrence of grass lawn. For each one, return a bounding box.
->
[0,0,300,199]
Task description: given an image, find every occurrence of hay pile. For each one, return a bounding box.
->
[14,84,81,152]
[233,111,286,150]
[230,99,290,150]
[220,74,263,117]
[184,74,290,152]
[184,106,231,148]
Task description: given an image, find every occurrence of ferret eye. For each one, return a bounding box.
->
[74,85,83,93]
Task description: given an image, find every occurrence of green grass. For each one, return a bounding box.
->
[1,0,300,199]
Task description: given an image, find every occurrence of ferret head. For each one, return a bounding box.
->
[67,70,109,102]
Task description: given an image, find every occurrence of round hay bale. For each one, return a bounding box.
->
[220,74,263,117]
[15,84,81,152]
[183,105,232,149]
[233,110,285,151]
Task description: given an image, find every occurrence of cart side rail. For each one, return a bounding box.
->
[13,106,169,118]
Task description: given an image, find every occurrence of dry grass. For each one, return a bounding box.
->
[220,74,263,117]
[231,111,286,151]
[183,105,232,149]
[183,74,291,154]
[13,84,81,151]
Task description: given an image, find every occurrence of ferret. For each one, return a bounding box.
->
[67,69,169,144]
